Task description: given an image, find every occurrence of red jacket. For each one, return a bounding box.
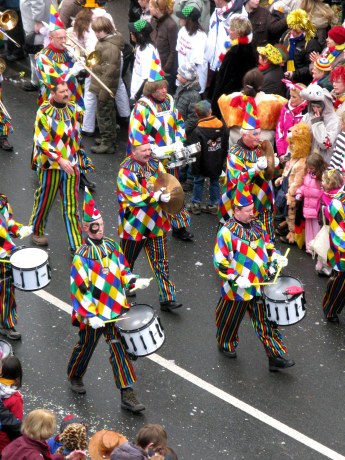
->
[2,435,64,460]
[0,392,23,453]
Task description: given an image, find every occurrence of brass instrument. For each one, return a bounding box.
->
[64,36,115,98]
[0,58,11,119]
[0,10,20,48]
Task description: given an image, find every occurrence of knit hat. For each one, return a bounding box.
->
[175,5,201,20]
[257,44,283,65]
[233,183,253,208]
[286,9,316,42]
[128,19,153,35]
[89,430,128,460]
[148,49,165,82]
[49,4,65,31]
[83,187,101,222]
[242,99,260,130]
[314,57,332,73]
[60,415,85,434]
[177,62,197,81]
[328,25,345,45]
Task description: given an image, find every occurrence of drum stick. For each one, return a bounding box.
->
[273,248,290,283]
[0,259,10,263]
[128,277,153,293]
[103,316,130,324]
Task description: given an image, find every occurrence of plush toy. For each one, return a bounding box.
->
[282,122,312,245]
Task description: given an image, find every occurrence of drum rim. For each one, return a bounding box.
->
[262,275,303,303]
[117,304,156,333]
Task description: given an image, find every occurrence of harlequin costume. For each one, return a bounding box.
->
[29,93,84,253]
[67,189,144,412]
[117,149,179,308]
[214,186,293,369]
[322,188,345,322]
[0,75,13,151]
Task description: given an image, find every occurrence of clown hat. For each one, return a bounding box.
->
[233,183,253,207]
[257,44,283,65]
[242,99,260,130]
[83,187,101,222]
[39,56,68,89]
[148,49,165,82]
[314,57,332,73]
[49,3,65,31]
[129,133,150,146]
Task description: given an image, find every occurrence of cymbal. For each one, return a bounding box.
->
[154,173,185,215]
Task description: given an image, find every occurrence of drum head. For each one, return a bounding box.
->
[117,304,155,332]
[263,276,302,301]
[10,247,48,269]
[0,340,13,360]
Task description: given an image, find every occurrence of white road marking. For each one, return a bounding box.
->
[33,289,345,460]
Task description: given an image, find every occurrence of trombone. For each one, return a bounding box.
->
[0,10,21,48]
[64,35,115,98]
[0,58,11,119]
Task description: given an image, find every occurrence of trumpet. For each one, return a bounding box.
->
[64,37,115,98]
[0,10,20,48]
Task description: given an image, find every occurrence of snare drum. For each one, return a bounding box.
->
[117,304,165,357]
[0,340,13,359]
[10,248,51,291]
[262,276,306,326]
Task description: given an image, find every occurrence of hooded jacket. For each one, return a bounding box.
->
[174,78,201,136]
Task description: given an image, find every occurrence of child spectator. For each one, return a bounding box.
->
[330,111,345,172]
[56,424,88,458]
[275,80,307,159]
[90,16,124,155]
[321,168,344,222]
[188,100,227,215]
[0,356,23,455]
[295,153,327,260]
[89,430,127,460]
[47,415,86,454]
[136,424,178,458]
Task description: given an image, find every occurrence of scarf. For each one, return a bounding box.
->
[0,379,18,399]
[287,33,305,72]
[258,63,271,71]
[325,43,345,63]
[217,1,235,18]
[219,33,253,63]
[333,93,345,109]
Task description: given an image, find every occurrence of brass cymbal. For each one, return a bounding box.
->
[154,173,185,215]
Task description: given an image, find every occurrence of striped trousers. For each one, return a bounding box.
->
[215,297,288,357]
[322,270,345,319]
[67,323,136,389]
[258,209,274,243]
[121,235,176,303]
[0,260,17,329]
[29,168,82,252]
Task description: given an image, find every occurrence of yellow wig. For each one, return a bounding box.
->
[287,9,316,42]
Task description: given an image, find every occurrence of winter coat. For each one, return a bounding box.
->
[260,64,285,97]
[90,32,124,102]
[211,43,257,119]
[2,434,64,460]
[189,116,228,178]
[0,390,23,454]
[174,78,201,137]
[247,6,287,49]
[296,172,323,218]
[151,14,178,78]
[280,32,321,85]
[110,441,148,460]
[275,100,308,156]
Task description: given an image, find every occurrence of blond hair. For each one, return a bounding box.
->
[22,409,57,441]
[229,16,252,38]
[322,169,344,190]
[143,79,168,97]
[149,0,173,15]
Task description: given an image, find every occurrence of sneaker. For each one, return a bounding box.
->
[69,376,86,394]
[0,327,21,340]
[190,203,201,215]
[0,138,13,151]
[32,234,48,246]
[315,260,323,272]
[91,143,116,154]
[121,388,145,413]
[202,204,218,215]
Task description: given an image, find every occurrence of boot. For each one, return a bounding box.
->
[69,376,86,394]
[172,227,194,241]
[120,388,145,413]
[79,172,96,192]
[269,356,295,372]
[0,327,21,340]
[91,143,116,154]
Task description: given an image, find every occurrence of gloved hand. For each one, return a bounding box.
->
[153,187,167,202]
[89,316,104,329]
[160,192,171,203]
[69,61,85,77]
[276,255,288,268]
[0,249,7,259]
[134,278,152,290]
[255,156,268,171]
[173,140,184,151]
[268,265,276,276]
[18,226,33,239]
[274,155,280,168]
[235,276,251,289]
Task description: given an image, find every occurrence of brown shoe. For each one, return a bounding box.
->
[32,234,48,246]
[0,327,21,340]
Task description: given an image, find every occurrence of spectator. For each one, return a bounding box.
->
[257,43,285,96]
[311,57,333,91]
[310,26,345,70]
[301,0,338,49]
[330,64,345,116]
[330,111,345,171]
[89,430,127,460]
[173,0,210,31]
[47,415,86,454]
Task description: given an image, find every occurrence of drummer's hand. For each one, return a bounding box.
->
[160,192,171,203]
[0,249,7,259]
[276,255,288,268]
[135,278,152,290]
[235,276,251,289]
[58,157,74,175]
[18,226,33,239]
[89,316,104,329]
[153,187,166,202]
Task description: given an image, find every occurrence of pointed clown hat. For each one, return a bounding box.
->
[129,132,150,147]
[148,49,165,82]
[233,182,254,208]
[39,56,68,90]
[49,3,65,31]
[83,187,101,222]
[242,97,260,130]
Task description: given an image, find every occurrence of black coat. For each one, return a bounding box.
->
[211,44,257,119]
[261,65,286,96]
[248,6,287,48]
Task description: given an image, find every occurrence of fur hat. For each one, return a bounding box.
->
[56,423,88,454]
[89,430,128,460]
[60,415,85,433]
[286,9,316,42]
[177,62,197,81]
[328,26,345,45]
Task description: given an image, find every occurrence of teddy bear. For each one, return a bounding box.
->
[275,122,312,244]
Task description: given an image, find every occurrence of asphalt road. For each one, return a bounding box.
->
[1,2,345,460]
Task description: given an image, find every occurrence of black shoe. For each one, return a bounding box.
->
[0,138,13,151]
[22,81,39,91]
[81,130,95,137]
[121,388,145,413]
[269,356,295,372]
[0,327,21,340]
[69,376,86,394]
[172,228,194,242]
[218,345,236,358]
[125,289,136,298]
[160,300,183,312]
[327,315,339,323]
[79,173,96,192]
